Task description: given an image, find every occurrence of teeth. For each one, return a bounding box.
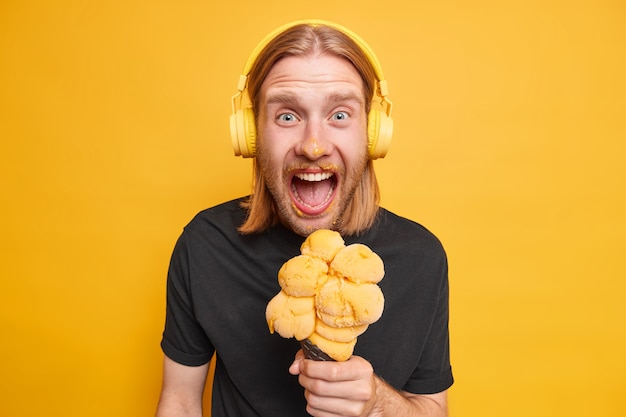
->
[296,172,334,182]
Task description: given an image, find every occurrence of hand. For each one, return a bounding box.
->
[289,350,377,417]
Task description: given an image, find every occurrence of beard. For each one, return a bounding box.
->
[256,149,368,236]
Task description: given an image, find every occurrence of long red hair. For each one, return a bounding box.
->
[238,23,381,235]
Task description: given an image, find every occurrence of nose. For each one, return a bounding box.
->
[297,122,331,160]
[301,137,326,159]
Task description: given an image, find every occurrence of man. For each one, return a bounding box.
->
[156,20,453,417]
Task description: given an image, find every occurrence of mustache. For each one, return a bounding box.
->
[285,161,341,173]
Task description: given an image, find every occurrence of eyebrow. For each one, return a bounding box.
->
[264,91,365,108]
[264,93,298,107]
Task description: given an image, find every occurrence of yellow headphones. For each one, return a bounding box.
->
[230,19,393,159]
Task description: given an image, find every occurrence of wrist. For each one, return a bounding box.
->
[363,375,385,417]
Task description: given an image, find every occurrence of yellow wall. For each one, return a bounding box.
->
[1,1,624,416]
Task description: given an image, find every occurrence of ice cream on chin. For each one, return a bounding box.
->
[265,229,385,361]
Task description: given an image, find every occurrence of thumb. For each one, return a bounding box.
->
[289,349,305,375]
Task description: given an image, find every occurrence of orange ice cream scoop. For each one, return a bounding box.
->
[330,243,385,284]
[278,254,329,297]
[315,319,369,343]
[266,229,385,361]
[265,290,316,341]
[300,229,345,262]
[307,332,357,362]
[315,277,385,328]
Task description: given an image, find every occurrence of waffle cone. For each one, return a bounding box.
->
[300,339,335,361]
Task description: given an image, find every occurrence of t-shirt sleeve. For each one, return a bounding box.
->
[160,232,214,366]
[404,250,454,394]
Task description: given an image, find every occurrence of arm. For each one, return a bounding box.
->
[155,355,210,417]
[289,352,447,417]
[370,377,447,417]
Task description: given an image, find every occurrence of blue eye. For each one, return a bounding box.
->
[332,111,349,121]
[277,113,296,122]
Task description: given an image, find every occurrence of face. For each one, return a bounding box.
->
[256,53,369,236]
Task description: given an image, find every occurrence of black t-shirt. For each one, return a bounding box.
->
[161,197,453,417]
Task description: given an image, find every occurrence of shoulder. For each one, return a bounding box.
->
[379,208,441,236]
[368,208,446,256]
[175,197,301,261]
[348,208,449,289]
[186,197,248,231]
[171,197,250,254]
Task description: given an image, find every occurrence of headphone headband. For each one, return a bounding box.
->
[239,19,387,94]
[230,19,393,159]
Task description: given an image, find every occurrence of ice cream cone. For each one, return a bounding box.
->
[267,230,385,363]
[300,339,335,361]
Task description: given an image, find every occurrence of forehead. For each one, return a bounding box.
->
[260,53,365,101]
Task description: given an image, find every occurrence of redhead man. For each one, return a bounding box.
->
[156,20,453,417]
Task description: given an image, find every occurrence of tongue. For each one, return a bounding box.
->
[293,178,333,208]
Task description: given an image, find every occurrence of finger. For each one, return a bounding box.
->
[302,355,372,382]
[304,391,368,417]
[289,349,306,375]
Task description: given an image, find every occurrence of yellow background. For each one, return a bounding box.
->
[1,1,624,416]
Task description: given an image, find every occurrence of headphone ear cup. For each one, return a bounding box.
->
[230,107,257,158]
[367,109,393,159]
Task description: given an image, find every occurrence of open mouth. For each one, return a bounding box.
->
[290,171,337,216]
